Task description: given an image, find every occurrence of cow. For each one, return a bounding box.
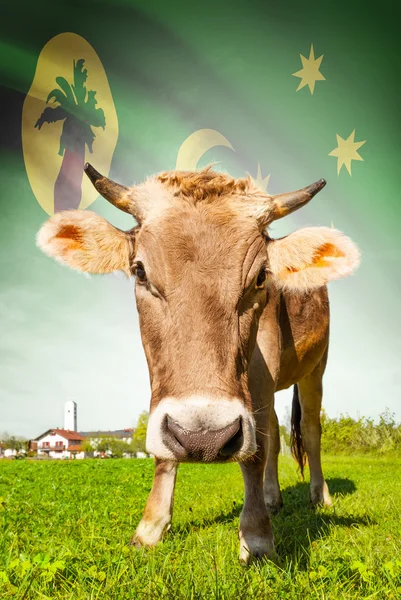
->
[37,164,360,563]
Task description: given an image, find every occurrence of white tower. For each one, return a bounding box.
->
[64,400,77,431]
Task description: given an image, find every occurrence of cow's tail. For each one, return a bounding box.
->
[290,384,306,481]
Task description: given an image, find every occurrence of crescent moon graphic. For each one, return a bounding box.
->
[176,129,234,170]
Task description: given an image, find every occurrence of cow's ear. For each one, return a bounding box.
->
[37,211,136,275]
[267,227,360,292]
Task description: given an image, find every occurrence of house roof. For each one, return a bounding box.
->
[79,429,134,438]
[33,429,85,442]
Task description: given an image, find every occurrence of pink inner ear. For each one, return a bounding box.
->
[268,226,361,292]
[54,224,83,249]
[282,242,346,276]
[311,243,345,268]
[55,224,82,240]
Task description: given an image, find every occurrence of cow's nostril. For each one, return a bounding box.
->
[162,416,188,461]
[165,417,189,451]
[219,420,243,457]
[164,415,242,462]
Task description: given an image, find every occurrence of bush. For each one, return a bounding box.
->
[321,408,401,455]
[130,411,149,455]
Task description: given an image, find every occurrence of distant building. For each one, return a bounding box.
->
[64,400,77,432]
[3,448,18,458]
[31,429,86,459]
[0,438,26,459]
[80,429,134,457]
[80,429,133,445]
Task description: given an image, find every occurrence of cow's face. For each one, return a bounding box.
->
[133,203,268,462]
[38,166,360,463]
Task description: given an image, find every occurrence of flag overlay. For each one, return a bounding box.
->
[0,0,400,437]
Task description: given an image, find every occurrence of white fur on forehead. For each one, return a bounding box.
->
[133,178,174,222]
[268,226,361,292]
[134,167,269,221]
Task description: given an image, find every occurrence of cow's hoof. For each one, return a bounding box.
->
[239,532,275,565]
[129,535,145,549]
[310,481,333,508]
[130,519,170,548]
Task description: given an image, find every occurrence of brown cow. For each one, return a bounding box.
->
[37,164,360,562]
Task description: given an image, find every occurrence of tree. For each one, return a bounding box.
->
[81,439,95,454]
[94,436,113,455]
[131,412,149,455]
[35,59,106,212]
[92,436,130,458]
[279,424,291,449]
[4,436,26,452]
[108,438,130,458]
[321,408,401,455]
[282,405,292,434]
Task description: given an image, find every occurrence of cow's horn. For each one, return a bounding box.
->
[84,163,133,215]
[270,178,327,221]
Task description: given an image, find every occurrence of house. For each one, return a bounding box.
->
[0,438,26,459]
[80,428,133,445]
[4,449,18,458]
[29,427,138,459]
[32,429,86,459]
[79,428,134,457]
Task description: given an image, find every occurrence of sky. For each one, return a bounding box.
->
[0,0,400,439]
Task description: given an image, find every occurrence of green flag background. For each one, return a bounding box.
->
[0,0,400,438]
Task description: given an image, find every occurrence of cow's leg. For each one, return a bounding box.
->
[239,436,275,563]
[131,459,178,547]
[242,298,281,563]
[297,364,332,507]
[263,406,283,512]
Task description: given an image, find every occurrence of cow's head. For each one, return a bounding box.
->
[38,165,360,462]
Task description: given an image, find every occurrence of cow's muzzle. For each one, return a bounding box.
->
[146,396,257,463]
[163,415,243,462]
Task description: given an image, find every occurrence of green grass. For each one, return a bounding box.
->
[0,455,400,599]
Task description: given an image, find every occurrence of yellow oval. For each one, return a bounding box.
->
[22,32,118,216]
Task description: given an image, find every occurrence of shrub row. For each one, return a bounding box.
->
[320,409,401,455]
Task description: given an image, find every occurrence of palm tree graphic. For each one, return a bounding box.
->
[35,59,106,212]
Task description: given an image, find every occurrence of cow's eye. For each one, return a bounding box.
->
[135,262,147,284]
[256,267,267,288]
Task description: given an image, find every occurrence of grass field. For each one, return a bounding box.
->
[0,455,400,599]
